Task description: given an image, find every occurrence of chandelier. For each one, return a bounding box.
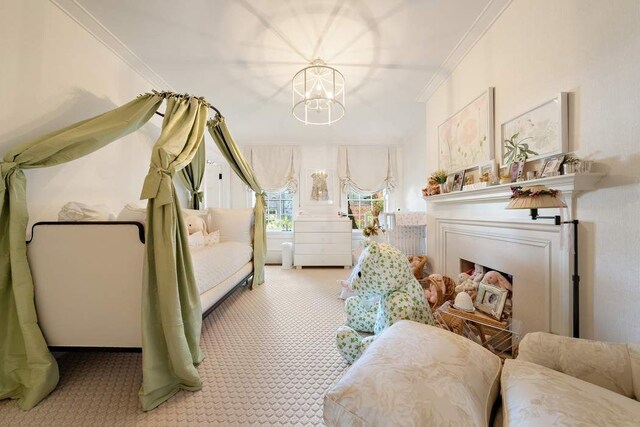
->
[292,59,345,125]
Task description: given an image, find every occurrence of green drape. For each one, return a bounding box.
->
[207,117,266,287]
[138,96,208,411]
[178,140,205,209]
[0,94,164,410]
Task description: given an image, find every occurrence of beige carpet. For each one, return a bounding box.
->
[0,266,350,426]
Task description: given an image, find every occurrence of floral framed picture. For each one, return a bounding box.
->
[500,93,568,167]
[475,282,509,319]
[438,88,495,171]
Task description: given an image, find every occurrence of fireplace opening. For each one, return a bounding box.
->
[459,258,513,323]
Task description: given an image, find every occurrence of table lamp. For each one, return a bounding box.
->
[506,185,581,338]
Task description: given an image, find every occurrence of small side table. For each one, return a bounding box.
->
[434,301,521,359]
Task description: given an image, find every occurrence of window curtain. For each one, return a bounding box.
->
[138,95,208,411]
[337,146,397,194]
[207,117,266,287]
[0,94,164,410]
[178,140,206,209]
[245,146,299,193]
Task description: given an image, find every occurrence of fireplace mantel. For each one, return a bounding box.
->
[422,172,605,337]
[423,173,605,205]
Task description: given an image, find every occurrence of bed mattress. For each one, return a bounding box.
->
[190,241,253,294]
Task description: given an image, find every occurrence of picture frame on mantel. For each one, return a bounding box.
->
[438,88,495,172]
[500,93,569,167]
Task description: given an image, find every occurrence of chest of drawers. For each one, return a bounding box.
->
[294,218,352,268]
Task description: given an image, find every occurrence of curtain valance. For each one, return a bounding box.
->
[245,146,300,194]
[337,146,397,194]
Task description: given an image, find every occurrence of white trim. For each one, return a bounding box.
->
[416,0,513,102]
[49,0,173,90]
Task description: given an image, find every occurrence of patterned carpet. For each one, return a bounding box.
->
[0,266,350,426]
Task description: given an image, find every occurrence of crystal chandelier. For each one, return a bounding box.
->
[292,59,345,125]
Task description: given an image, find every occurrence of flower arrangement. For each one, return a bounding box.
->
[510,186,559,199]
[430,169,448,184]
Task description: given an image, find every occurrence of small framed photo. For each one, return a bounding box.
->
[508,161,524,182]
[450,170,466,191]
[475,282,509,319]
[540,155,565,177]
[478,160,497,184]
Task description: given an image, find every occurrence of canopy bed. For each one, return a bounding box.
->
[0,91,266,411]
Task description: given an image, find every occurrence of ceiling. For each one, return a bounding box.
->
[71,0,506,146]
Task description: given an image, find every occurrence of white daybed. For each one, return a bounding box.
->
[26,207,254,349]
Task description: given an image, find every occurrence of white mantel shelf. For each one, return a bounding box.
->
[423,173,605,204]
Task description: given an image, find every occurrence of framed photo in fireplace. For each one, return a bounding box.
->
[475,282,508,319]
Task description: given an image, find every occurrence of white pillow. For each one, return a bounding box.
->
[205,229,220,246]
[182,208,210,225]
[209,208,253,245]
[58,202,115,221]
[116,203,147,225]
[187,230,205,247]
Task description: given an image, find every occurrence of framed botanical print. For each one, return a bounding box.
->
[439,88,495,171]
[500,93,568,167]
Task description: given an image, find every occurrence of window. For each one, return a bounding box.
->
[347,190,385,230]
[265,190,294,231]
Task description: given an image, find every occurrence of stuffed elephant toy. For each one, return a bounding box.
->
[336,242,435,363]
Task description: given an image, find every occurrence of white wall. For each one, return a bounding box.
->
[0,0,161,227]
[401,120,427,211]
[423,0,640,342]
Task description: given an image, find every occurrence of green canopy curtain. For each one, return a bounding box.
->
[178,140,205,209]
[0,94,165,410]
[207,117,266,287]
[138,95,208,411]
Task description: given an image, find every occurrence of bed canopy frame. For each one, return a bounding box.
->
[0,91,266,411]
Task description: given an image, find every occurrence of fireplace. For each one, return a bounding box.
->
[459,259,514,327]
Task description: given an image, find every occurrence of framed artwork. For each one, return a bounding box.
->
[500,93,568,167]
[451,170,466,192]
[438,88,495,171]
[508,161,524,182]
[475,282,509,319]
[304,169,334,205]
[540,155,565,177]
[478,160,497,183]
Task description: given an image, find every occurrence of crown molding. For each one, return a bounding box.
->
[416,0,513,103]
[50,0,174,90]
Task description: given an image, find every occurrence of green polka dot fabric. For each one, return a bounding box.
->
[336,242,435,364]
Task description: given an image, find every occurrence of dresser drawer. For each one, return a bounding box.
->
[294,253,352,267]
[294,221,351,233]
[294,232,351,245]
[294,243,351,255]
